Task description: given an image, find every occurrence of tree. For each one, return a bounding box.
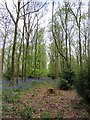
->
[3,0,47,85]
[88,0,90,82]
[5,0,21,85]
[16,30,23,84]
[51,1,75,69]
[58,2,70,67]
[48,42,60,78]
[0,6,11,74]
[52,1,67,62]
[34,14,38,80]
[22,0,47,81]
[48,0,89,83]
[69,1,83,68]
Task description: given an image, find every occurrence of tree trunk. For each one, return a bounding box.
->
[78,26,82,67]
[22,26,25,81]
[24,33,29,81]
[69,35,71,67]
[88,0,90,81]
[10,1,20,85]
[2,34,6,73]
[34,15,38,80]
[65,6,68,67]
[16,31,23,84]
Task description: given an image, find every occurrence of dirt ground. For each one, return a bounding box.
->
[2,85,90,119]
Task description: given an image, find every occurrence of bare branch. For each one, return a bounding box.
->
[5,1,15,24]
[19,1,30,10]
[12,0,17,13]
[19,2,48,18]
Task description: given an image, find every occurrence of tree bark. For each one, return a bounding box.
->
[24,33,29,81]
[16,31,23,84]
[34,15,38,80]
[10,1,21,85]
[2,34,6,73]
[88,0,90,81]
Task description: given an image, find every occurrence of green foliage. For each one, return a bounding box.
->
[20,106,35,119]
[3,67,11,80]
[40,110,51,118]
[2,88,20,103]
[32,81,38,86]
[2,104,8,112]
[48,42,60,79]
[58,67,75,90]
[39,99,45,105]
[75,68,90,105]
[51,75,56,79]
[4,92,19,103]
[61,67,75,86]
[58,78,70,90]
[27,33,47,78]
[56,110,62,118]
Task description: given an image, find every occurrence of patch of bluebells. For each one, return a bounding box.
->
[2,80,33,103]
[2,77,58,102]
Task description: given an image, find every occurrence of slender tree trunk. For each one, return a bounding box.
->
[78,26,82,67]
[84,35,87,57]
[11,24,18,85]
[34,15,38,80]
[34,33,38,80]
[76,54,79,67]
[34,40,37,80]
[2,22,7,73]
[10,1,20,85]
[69,36,71,67]
[2,34,6,73]
[61,31,64,72]
[6,45,12,80]
[88,0,90,81]
[22,40,24,81]
[16,33,23,84]
[0,53,2,80]
[65,9,68,67]
[22,26,25,81]
[24,33,29,81]
[38,42,41,77]
[55,45,57,78]
[7,45,11,70]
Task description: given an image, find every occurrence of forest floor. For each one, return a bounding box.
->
[2,79,90,119]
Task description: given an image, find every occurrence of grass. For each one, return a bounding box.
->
[56,110,63,118]
[20,105,35,119]
[38,99,45,105]
[2,89,21,103]
[40,110,51,118]
[2,104,8,112]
